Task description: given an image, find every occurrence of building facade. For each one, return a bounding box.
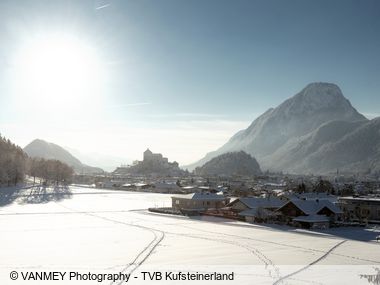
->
[171,193,227,211]
[339,196,380,222]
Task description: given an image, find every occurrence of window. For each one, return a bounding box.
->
[175,200,179,205]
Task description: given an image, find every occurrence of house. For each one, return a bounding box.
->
[279,192,338,203]
[276,199,343,228]
[297,192,338,203]
[121,183,134,189]
[228,197,285,212]
[181,186,204,193]
[101,181,122,188]
[153,182,182,193]
[338,196,380,223]
[292,215,330,230]
[171,192,228,214]
[227,197,285,222]
[239,208,281,223]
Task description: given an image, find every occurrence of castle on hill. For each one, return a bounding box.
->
[143,148,179,169]
[113,148,182,176]
[144,148,168,164]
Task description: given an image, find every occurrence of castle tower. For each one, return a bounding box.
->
[143,148,153,161]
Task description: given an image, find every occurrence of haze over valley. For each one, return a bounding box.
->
[6,81,377,177]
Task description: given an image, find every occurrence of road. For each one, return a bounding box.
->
[0,186,379,285]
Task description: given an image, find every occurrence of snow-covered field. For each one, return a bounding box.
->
[0,186,379,285]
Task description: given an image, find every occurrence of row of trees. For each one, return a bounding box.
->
[294,180,356,196]
[29,158,74,185]
[0,135,73,186]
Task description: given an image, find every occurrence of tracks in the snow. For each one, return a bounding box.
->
[54,203,165,285]
[175,223,346,285]
[272,239,347,285]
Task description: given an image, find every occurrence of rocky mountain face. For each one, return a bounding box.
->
[187,82,378,175]
[195,151,261,176]
[24,139,103,174]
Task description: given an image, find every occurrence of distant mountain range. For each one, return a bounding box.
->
[64,147,127,172]
[24,139,103,174]
[186,82,379,175]
[195,151,261,176]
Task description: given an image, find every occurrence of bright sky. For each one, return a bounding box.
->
[0,0,379,167]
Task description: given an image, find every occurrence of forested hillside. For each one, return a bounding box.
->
[0,135,74,186]
[0,135,27,186]
[195,151,262,176]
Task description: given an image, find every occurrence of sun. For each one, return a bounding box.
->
[13,33,102,108]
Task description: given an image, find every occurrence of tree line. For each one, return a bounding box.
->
[0,135,73,186]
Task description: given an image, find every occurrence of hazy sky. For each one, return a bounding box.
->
[0,0,379,167]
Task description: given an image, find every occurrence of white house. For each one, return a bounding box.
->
[171,192,228,212]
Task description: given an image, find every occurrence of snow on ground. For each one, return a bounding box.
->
[0,186,379,285]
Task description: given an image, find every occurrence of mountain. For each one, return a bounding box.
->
[186,82,376,174]
[24,139,103,174]
[297,118,380,174]
[195,151,261,176]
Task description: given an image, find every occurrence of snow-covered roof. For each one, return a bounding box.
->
[293,215,329,223]
[281,192,337,203]
[182,186,199,190]
[199,186,211,190]
[172,192,226,201]
[298,193,338,203]
[154,182,180,189]
[239,208,279,217]
[233,197,285,209]
[339,196,380,202]
[264,183,286,187]
[271,189,284,194]
[280,193,299,199]
[134,183,149,187]
[279,199,343,215]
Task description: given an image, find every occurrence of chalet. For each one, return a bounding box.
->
[228,197,285,212]
[277,199,343,228]
[279,192,338,203]
[292,215,330,229]
[227,197,285,222]
[171,192,228,214]
[297,192,338,203]
[239,208,281,223]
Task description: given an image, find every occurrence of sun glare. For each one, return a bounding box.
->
[13,34,102,108]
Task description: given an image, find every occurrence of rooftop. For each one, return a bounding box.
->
[172,192,226,201]
[339,196,380,202]
[279,199,343,215]
[231,197,285,209]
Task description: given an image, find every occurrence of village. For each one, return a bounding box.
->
[73,149,380,231]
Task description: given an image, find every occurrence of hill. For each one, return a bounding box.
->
[24,139,103,174]
[195,151,261,176]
